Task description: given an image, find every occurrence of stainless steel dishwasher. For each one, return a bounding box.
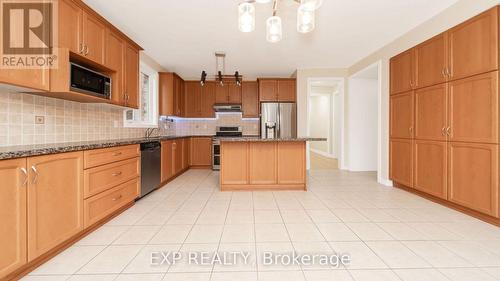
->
[140,141,161,198]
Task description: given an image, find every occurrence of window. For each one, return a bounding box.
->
[124,61,159,128]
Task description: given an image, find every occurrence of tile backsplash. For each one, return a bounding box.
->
[0,91,259,147]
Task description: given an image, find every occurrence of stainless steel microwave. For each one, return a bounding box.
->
[70,62,111,99]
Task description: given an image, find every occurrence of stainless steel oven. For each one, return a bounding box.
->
[212,126,242,170]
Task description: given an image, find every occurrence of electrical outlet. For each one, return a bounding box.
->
[35,116,45,124]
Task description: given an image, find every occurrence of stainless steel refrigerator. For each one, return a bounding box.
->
[260,102,297,139]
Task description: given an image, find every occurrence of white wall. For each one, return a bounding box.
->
[309,95,330,154]
[346,78,378,171]
[347,0,499,185]
[332,91,341,159]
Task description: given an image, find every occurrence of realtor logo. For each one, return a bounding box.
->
[0,0,58,69]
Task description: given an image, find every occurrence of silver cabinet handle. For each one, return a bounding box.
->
[31,165,39,185]
[112,171,122,177]
[20,167,28,187]
[112,195,122,201]
[84,44,89,56]
[441,68,447,78]
[79,43,84,54]
[441,127,447,136]
[409,126,413,135]
[446,126,451,136]
[410,81,413,88]
[446,67,451,77]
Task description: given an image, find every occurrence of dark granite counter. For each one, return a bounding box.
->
[0,135,209,160]
[219,137,326,142]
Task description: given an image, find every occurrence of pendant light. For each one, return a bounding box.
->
[266,16,282,43]
[300,0,323,11]
[255,0,271,3]
[297,4,315,33]
[238,2,255,32]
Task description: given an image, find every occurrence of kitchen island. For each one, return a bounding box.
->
[219,137,325,191]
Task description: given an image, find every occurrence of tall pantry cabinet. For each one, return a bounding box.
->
[389,6,499,220]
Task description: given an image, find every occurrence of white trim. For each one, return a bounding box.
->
[310,148,335,159]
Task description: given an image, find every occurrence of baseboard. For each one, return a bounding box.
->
[309,148,335,159]
[378,177,393,187]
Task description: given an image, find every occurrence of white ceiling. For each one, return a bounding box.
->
[83,0,458,80]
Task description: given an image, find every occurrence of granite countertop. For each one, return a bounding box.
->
[219,137,327,142]
[0,135,207,160]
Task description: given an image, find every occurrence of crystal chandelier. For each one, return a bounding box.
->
[238,0,323,43]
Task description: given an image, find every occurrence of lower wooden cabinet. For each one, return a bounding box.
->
[84,178,139,228]
[182,138,190,170]
[0,158,27,279]
[84,157,140,198]
[390,139,413,187]
[27,152,84,261]
[249,142,277,185]
[220,142,249,185]
[190,137,212,167]
[448,142,498,217]
[161,140,174,182]
[414,140,448,199]
[174,139,183,174]
[277,142,306,184]
[161,138,192,183]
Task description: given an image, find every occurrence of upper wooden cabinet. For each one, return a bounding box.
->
[242,81,259,118]
[415,33,448,88]
[201,82,216,117]
[390,49,415,94]
[124,43,139,109]
[58,0,83,54]
[106,29,125,105]
[415,84,448,141]
[448,71,498,144]
[27,152,84,261]
[390,91,414,139]
[0,159,27,280]
[82,11,106,64]
[258,79,296,102]
[0,68,49,92]
[185,81,202,117]
[215,82,242,104]
[159,73,185,117]
[448,8,498,80]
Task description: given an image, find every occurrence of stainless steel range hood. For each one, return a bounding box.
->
[213,104,242,112]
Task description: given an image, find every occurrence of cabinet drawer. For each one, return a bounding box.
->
[84,178,139,228]
[84,145,139,169]
[84,158,140,198]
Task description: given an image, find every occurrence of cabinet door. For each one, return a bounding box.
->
[220,142,248,185]
[182,138,190,170]
[0,69,49,91]
[159,73,174,116]
[249,142,277,185]
[179,79,185,116]
[277,142,305,184]
[259,80,278,101]
[124,43,139,109]
[448,142,498,217]
[106,29,125,106]
[58,0,83,54]
[242,81,259,118]
[449,8,498,80]
[415,84,448,141]
[190,137,212,166]
[228,82,242,103]
[82,12,106,64]
[27,152,84,261]
[414,140,447,199]
[201,82,216,117]
[449,71,498,143]
[185,81,201,117]
[390,91,414,139]
[0,159,27,279]
[390,49,414,94]
[174,140,183,175]
[215,83,229,103]
[161,141,174,182]
[390,139,413,187]
[415,33,448,88]
[173,76,184,116]
[277,80,296,102]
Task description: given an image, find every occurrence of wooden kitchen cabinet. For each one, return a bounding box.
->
[58,0,83,54]
[176,76,185,116]
[201,82,216,117]
[0,69,49,92]
[258,79,277,101]
[182,138,191,170]
[82,11,106,64]
[277,79,296,102]
[0,159,27,279]
[414,140,448,199]
[159,73,184,116]
[220,142,249,185]
[215,81,241,104]
[390,139,413,188]
[173,139,183,175]
[27,152,84,261]
[448,142,498,217]
[390,91,414,139]
[249,142,277,185]
[215,82,229,103]
[277,142,305,184]
[242,81,259,118]
[190,137,212,167]
[185,81,202,117]
[161,140,174,182]
[84,158,140,198]
[415,33,448,88]
[448,8,498,81]
[390,49,415,94]
[415,84,448,141]
[448,71,498,144]
[124,43,139,109]
[106,29,125,105]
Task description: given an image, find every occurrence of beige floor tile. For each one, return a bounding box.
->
[254,210,283,224]
[438,268,498,281]
[221,224,255,243]
[303,270,353,281]
[346,223,393,241]
[113,225,162,245]
[255,224,290,242]
[77,245,143,274]
[393,269,452,281]
[316,223,360,241]
[348,269,400,281]
[30,246,104,275]
[258,271,306,281]
[366,241,431,269]
[185,225,224,244]
[329,242,387,269]
[285,224,325,242]
[149,225,193,244]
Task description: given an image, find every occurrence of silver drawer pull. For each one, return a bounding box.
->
[112,195,123,201]
[20,167,28,187]
[112,171,122,177]
[31,165,39,185]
